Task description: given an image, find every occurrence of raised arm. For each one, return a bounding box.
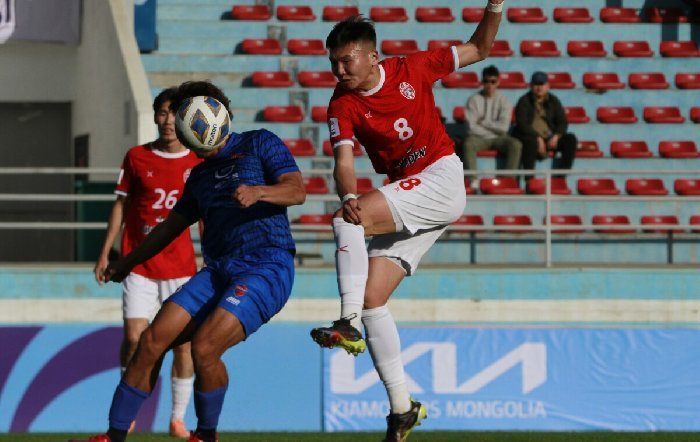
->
[455,0,504,68]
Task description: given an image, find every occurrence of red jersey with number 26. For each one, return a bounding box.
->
[115,144,201,279]
[327,47,458,182]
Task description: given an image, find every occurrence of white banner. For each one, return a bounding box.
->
[0,0,15,43]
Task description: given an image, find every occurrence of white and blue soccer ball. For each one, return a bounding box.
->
[175,96,231,152]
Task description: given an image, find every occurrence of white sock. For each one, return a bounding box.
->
[334,217,367,330]
[362,305,411,414]
[171,375,194,421]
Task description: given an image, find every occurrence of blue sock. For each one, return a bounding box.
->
[194,384,228,430]
[108,380,149,430]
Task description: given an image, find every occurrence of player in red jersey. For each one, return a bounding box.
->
[94,87,201,438]
[310,3,504,440]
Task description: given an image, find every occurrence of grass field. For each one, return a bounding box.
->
[3,433,700,442]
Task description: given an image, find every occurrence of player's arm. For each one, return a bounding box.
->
[333,143,362,225]
[94,195,127,284]
[103,211,192,283]
[455,0,504,69]
[234,171,306,208]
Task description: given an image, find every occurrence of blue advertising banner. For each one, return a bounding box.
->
[323,327,700,431]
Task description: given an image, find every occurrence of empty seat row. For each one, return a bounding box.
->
[302,176,374,195]
[230,5,696,24]
[285,138,364,157]
[467,177,700,196]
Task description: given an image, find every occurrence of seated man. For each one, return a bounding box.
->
[462,65,521,191]
[512,71,577,184]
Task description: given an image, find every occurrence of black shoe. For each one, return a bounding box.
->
[310,314,366,356]
[383,400,428,442]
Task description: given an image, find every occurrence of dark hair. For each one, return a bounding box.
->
[168,81,232,116]
[325,15,376,51]
[482,65,499,79]
[152,87,178,112]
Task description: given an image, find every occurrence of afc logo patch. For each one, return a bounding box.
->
[399,82,416,100]
[328,117,340,138]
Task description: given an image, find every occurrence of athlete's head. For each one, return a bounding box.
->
[168,81,233,118]
[326,15,379,91]
[153,87,179,145]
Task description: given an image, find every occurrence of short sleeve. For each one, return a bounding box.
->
[256,129,300,181]
[114,153,133,197]
[327,100,355,148]
[406,47,457,84]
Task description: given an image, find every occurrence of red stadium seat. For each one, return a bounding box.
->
[674,179,700,195]
[298,213,333,225]
[596,106,638,124]
[576,140,604,158]
[462,7,484,22]
[322,140,363,157]
[416,7,455,22]
[476,149,497,158]
[322,6,360,21]
[428,39,462,50]
[643,106,685,123]
[675,73,700,89]
[370,7,408,22]
[490,40,514,57]
[613,41,654,57]
[553,7,593,23]
[287,39,326,55]
[451,214,485,232]
[592,215,635,234]
[567,40,607,57]
[262,105,304,122]
[441,72,479,88]
[231,4,271,20]
[494,215,533,234]
[356,177,375,195]
[600,7,641,23]
[303,176,329,194]
[526,177,571,195]
[692,107,700,123]
[507,7,547,23]
[610,141,653,158]
[479,177,524,195]
[640,215,682,233]
[381,39,419,55]
[241,38,282,55]
[520,40,561,57]
[544,215,585,234]
[565,107,590,124]
[646,7,689,23]
[298,71,337,88]
[577,178,620,195]
[625,178,669,196]
[659,141,698,158]
[660,41,699,57]
[283,138,315,156]
[498,71,527,89]
[582,72,625,90]
[251,71,293,87]
[547,72,576,89]
[452,106,466,123]
[628,72,669,89]
[463,178,477,195]
[692,215,700,232]
[276,5,315,21]
[310,106,327,123]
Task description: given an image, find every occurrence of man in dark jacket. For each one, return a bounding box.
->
[513,71,577,183]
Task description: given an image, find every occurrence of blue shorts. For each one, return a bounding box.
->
[167,248,294,337]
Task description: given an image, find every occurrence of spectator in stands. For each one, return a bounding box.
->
[462,64,521,191]
[93,87,200,438]
[77,81,305,442]
[309,3,504,441]
[513,71,577,184]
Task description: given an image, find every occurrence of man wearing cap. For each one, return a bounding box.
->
[512,71,577,184]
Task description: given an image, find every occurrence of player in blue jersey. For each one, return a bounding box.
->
[71,81,306,442]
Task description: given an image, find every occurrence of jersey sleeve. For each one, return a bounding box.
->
[327,98,355,148]
[406,47,457,84]
[114,152,133,197]
[256,129,300,181]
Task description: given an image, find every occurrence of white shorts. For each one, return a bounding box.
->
[122,273,191,320]
[369,154,466,275]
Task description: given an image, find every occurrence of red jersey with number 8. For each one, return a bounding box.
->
[327,47,458,182]
[115,144,201,279]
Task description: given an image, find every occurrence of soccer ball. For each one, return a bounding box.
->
[175,96,231,152]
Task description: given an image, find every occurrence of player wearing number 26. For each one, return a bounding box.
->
[311,4,504,440]
[94,87,200,437]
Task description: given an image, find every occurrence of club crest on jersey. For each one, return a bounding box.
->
[183,168,192,183]
[399,82,416,100]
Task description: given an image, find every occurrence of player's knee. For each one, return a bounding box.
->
[135,327,167,363]
[191,336,218,369]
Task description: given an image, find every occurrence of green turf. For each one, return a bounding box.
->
[3,433,700,442]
